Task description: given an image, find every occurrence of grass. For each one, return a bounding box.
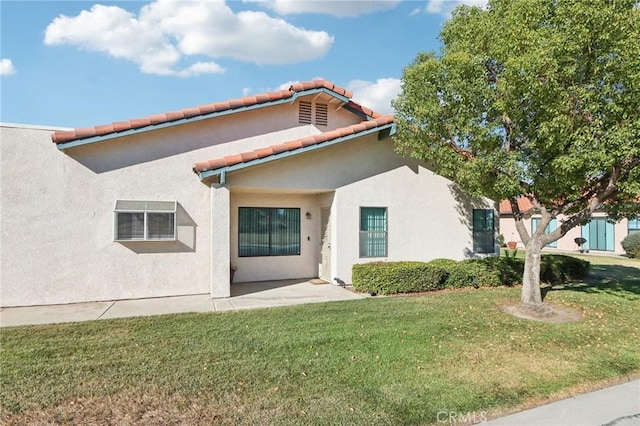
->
[1,256,639,425]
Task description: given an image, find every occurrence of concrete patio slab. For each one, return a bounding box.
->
[212,298,236,311]
[0,301,113,327]
[229,280,365,310]
[99,294,214,320]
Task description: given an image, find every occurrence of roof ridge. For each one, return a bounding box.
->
[193,115,394,175]
[52,79,369,145]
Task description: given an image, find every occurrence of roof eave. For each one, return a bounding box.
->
[55,87,353,151]
[197,122,396,181]
[55,97,295,151]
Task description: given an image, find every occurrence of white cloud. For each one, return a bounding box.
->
[176,61,225,78]
[409,7,422,16]
[347,78,401,115]
[250,0,402,17]
[426,0,444,14]
[44,0,334,77]
[0,58,17,76]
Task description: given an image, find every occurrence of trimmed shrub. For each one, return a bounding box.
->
[446,259,502,288]
[352,261,449,295]
[427,258,458,272]
[621,232,640,258]
[540,254,590,284]
[481,256,524,286]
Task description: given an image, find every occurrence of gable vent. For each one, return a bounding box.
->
[315,103,328,126]
[299,101,312,124]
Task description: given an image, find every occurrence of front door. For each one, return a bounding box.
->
[582,218,614,251]
[320,207,331,281]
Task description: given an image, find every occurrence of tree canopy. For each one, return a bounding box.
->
[393,0,640,306]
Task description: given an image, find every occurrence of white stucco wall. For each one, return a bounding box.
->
[1,124,212,306]
[499,213,631,254]
[224,134,496,284]
[0,98,367,306]
[229,192,321,283]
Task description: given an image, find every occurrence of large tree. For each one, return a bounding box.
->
[393,0,640,308]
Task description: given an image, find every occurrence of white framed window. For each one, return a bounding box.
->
[360,207,388,258]
[114,200,177,241]
[238,207,301,257]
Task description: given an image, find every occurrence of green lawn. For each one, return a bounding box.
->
[2,256,639,425]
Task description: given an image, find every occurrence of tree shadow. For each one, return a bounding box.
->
[448,182,498,259]
[542,265,640,301]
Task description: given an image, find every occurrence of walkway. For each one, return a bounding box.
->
[484,378,639,426]
[0,279,366,327]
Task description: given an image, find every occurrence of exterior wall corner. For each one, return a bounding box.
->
[211,184,231,298]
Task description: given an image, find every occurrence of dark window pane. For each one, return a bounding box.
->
[239,207,300,257]
[360,207,387,257]
[473,209,494,253]
[147,213,175,240]
[117,212,145,240]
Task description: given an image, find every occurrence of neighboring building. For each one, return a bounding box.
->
[1,80,496,307]
[499,199,638,254]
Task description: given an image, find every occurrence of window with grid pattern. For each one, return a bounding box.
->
[239,208,300,257]
[360,207,387,257]
[473,209,494,253]
[114,200,176,241]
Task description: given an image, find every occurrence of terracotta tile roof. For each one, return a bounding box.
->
[499,197,535,214]
[193,115,394,174]
[345,101,382,119]
[51,79,364,145]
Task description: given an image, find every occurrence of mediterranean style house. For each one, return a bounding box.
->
[499,199,639,254]
[1,80,497,307]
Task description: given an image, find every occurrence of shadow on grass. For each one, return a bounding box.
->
[543,265,640,301]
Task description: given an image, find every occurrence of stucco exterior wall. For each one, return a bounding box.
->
[2,94,497,306]
[0,98,365,307]
[499,213,631,254]
[224,134,496,285]
[229,192,322,283]
[0,97,370,306]
[1,124,212,306]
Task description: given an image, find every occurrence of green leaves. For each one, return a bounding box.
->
[394,0,640,218]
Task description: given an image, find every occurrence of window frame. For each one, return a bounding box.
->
[359,207,388,258]
[472,209,495,254]
[629,217,640,234]
[582,217,615,251]
[114,200,177,242]
[238,207,301,257]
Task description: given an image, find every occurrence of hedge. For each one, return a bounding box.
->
[540,254,590,284]
[482,256,525,286]
[445,259,502,288]
[352,261,448,295]
[621,232,640,258]
[352,254,589,295]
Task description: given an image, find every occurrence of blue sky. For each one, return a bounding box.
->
[1,0,482,129]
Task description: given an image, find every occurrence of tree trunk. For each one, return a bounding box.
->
[521,238,543,306]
